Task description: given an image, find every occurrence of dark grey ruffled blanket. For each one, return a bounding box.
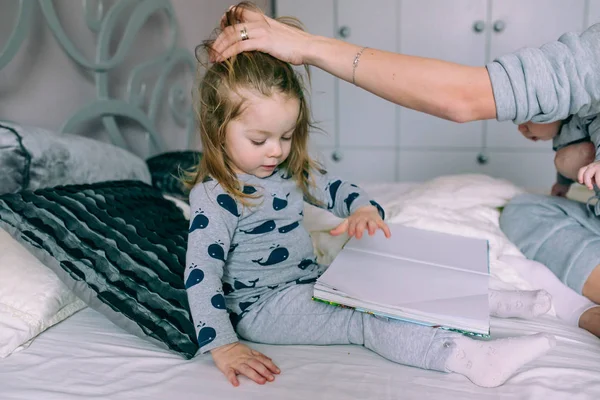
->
[0,180,199,358]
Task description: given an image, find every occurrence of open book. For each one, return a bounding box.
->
[313,223,490,336]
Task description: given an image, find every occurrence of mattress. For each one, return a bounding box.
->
[1,307,599,400]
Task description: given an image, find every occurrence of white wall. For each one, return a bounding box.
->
[0,0,270,155]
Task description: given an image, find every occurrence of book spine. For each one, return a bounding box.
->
[312,297,357,310]
[311,297,490,338]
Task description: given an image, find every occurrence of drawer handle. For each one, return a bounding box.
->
[331,150,343,162]
[472,20,485,33]
[493,20,505,33]
[477,153,489,165]
[338,26,351,38]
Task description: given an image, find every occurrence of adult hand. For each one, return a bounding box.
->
[211,6,315,65]
[578,161,600,190]
[330,205,391,239]
[211,342,280,386]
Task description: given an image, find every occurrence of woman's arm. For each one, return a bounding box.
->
[305,37,496,123]
[212,8,496,123]
[213,6,600,125]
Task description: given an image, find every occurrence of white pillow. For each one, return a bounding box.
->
[0,228,86,358]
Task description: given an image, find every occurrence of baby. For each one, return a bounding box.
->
[518,114,600,201]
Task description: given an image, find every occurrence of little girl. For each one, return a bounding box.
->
[184,4,556,389]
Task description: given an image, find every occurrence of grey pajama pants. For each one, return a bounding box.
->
[235,283,458,372]
[500,193,600,294]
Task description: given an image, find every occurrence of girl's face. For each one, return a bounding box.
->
[225,89,299,178]
[517,120,562,142]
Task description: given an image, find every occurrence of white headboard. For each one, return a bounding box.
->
[0,0,196,158]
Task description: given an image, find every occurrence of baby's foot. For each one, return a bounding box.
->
[445,333,556,388]
[578,305,600,338]
[489,289,552,319]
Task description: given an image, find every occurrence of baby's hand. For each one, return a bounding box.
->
[211,342,280,387]
[550,182,570,197]
[330,205,391,239]
[578,161,600,190]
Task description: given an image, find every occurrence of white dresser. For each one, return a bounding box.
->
[275,0,599,189]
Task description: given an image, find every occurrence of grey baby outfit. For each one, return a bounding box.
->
[552,114,600,185]
[185,168,458,371]
[490,23,600,293]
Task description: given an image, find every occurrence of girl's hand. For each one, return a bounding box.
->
[330,205,391,239]
[578,161,600,190]
[211,342,280,387]
[211,6,314,64]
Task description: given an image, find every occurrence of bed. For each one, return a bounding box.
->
[1,2,599,400]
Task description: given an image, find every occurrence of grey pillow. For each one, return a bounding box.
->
[0,121,151,195]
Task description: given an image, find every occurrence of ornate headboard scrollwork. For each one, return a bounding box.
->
[0,0,196,155]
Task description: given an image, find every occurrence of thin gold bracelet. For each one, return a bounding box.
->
[352,46,368,86]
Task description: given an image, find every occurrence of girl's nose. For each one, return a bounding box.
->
[269,143,282,158]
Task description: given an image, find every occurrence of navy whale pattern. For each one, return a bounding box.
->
[185,169,378,353]
[252,245,289,266]
[272,193,290,211]
[240,220,276,234]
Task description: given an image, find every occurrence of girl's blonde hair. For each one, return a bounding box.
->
[184,2,324,207]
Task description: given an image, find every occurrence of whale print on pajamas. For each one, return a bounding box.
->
[252,245,289,266]
[185,169,381,353]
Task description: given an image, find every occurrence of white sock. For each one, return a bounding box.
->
[499,255,597,326]
[488,289,552,319]
[445,333,556,388]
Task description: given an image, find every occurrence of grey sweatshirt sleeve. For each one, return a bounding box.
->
[487,23,600,124]
[305,170,385,219]
[185,182,240,354]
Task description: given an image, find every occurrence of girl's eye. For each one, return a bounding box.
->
[282,136,292,141]
[251,140,265,146]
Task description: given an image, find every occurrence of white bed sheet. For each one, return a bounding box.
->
[2,179,600,399]
[1,307,599,400]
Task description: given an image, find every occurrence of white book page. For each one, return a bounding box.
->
[345,224,489,275]
[316,225,490,325]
